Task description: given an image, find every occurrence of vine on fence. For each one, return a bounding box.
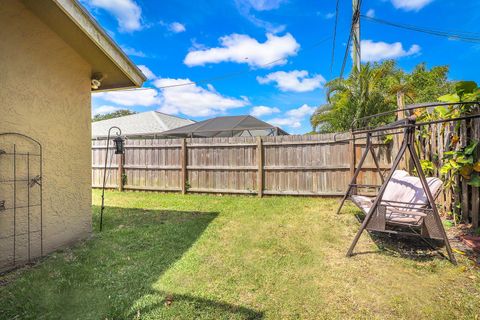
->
[414,81,480,220]
[441,141,480,188]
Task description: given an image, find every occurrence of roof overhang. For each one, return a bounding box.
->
[22,0,146,91]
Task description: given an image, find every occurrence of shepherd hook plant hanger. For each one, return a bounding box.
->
[100,126,124,231]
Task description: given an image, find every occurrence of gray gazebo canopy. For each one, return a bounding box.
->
[159,115,288,138]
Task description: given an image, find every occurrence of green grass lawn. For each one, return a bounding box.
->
[1,190,479,319]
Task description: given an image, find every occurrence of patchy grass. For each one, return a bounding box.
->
[1,190,479,319]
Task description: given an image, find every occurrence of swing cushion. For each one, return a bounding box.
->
[351,170,443,225]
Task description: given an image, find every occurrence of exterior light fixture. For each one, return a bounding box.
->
[91,72,105,90]
[91,79,101,90]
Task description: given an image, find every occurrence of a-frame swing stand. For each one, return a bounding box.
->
[337,118,456,264]
[335,131,385,216]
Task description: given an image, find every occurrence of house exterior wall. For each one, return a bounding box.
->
[0,0,92,269]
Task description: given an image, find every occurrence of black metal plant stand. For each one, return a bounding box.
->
[99,126,124,231]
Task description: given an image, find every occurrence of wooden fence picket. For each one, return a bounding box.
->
[92,126,480,225]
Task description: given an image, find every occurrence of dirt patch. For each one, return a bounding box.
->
[446,224,480,265]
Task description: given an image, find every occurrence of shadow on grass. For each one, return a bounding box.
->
[131,292,263,319]
[351,212,447,262]
[0,206,262,319]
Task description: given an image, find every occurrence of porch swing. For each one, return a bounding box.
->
[336,102,480,264]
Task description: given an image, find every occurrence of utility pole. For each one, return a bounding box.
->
[352,0,361,72]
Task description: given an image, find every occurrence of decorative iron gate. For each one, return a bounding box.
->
[0,133,43,270]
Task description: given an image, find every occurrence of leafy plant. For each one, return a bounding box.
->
[420,159,435,176]
[415,81,480,182]
[383,134,394,145]
[407,81,480,222]
[311,62,398,132]
[438,81,480,105]
[418,81,480,187]
[443,220,454,228]
[311,61,453,132]
[440,140,479,188]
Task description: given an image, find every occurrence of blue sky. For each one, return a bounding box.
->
[84,0,480,134]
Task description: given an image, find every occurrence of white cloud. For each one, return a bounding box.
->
[250,106,280,117]
[94,88,161,107]
[138,65,157,80]
[286,104,316,118]
[366,9,375,18]
[257,70,325,92]
[325,12,335,19]
[121,46,146,57]
[153,79,249,117]
[268,104,316,129]
[184,33,299,68]
[237,0,286,11]
[246,16,286,34]
[87,0,142,32]
[92,105,122,115]
[360,40,421,62]
[169,22,186,33]
[391,0,433,11]
[234,0,286,33]
[268,117,301,128]
[93,79,249,118]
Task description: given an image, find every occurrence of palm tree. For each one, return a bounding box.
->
[311,62,398,133]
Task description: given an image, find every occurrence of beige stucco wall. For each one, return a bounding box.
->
[0,0,92,269]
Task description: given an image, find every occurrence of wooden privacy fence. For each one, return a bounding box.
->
[92,125,480,228]
[411,118,480,227]
[92,133,392,197]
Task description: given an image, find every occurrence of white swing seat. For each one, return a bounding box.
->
[350,170,443,226]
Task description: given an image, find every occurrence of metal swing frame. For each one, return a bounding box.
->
[335,131,385,216]
[336,102,480,264]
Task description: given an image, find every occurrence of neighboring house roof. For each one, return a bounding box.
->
[22,0,146,90]
[159,115,289,138]
[92,111,195,139]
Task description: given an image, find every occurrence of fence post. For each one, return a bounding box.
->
[472,119,480,228]
[348,130,357,194]
[257,137,264,197]
[117,152,124,191]
[349,130,356,195]
[181,138,187,194]
[460,120,469,223]
[396,91,411,172]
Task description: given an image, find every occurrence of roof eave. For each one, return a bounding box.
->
[55,0,146,88]
[23,0,146,90]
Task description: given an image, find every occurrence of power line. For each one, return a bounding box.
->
[361,15,480,43]
[339,28,353,79]
[156,14,480,90]
[154,57,288,89]
[106,35,332,93]
[339,0,362,79]
[330,0,341,75]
